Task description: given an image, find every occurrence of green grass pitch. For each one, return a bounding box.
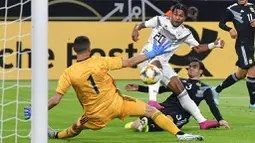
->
[0,80,255,143]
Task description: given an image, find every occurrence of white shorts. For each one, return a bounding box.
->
[138,43,177,86]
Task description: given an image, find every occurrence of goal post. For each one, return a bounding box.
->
[0,0,49,142]
[31,0,48,142]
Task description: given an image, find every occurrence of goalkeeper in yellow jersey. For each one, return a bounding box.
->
[24,36,204,141]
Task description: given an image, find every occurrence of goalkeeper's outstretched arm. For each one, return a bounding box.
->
[122,40,171,67]
[48,92,63,110]
[24,92,63,120]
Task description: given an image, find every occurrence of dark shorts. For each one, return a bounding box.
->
[142,106,190,132]
[160,106,190,129]
[235,44,255,69]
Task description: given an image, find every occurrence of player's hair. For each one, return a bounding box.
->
[73,36,91,54]
[172,3,188,16]
[189,58,205,76]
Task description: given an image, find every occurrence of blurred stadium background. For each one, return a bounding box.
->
[0,0,255,142]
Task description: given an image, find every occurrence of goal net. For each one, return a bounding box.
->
[0,0,48,142]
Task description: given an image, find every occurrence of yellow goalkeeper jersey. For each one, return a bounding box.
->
[56,55,123,116]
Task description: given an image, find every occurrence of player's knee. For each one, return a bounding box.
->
[236,72,247,79]
[167,76,185,95]
[144,104,158,117]
[238,74,246,79]
[248,65,255,77]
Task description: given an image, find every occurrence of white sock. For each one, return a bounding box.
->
[177,90,206,123]
[148,80,160,101]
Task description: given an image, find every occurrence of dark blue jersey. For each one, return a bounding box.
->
[138,78,223,121]
[219,3,255,46]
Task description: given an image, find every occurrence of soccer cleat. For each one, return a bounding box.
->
[176,134,204,141]
[148,100,164,110]
[249,104,255,108]
[137,117,149,132]
[48,126,57,139]
[199,120,220,130]
[124,122,134,129]
[211,87,220,105]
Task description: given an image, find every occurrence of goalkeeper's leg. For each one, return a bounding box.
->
[49,114,105,139]
[121,97,204,141]
[49,120,82,139]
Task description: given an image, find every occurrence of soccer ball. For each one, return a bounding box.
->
[140,65,161,85]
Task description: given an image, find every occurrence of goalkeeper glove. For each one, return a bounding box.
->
[146,39,172,59]
[24,105,31,120]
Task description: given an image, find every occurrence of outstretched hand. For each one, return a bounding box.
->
[153,39,172,54]
[146,40,172,59]
[219,120,230,130]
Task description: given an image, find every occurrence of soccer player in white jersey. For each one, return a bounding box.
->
[131,3,225,129]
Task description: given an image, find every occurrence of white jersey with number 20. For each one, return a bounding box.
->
[139,16,200,85]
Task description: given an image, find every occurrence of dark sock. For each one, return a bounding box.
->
[55,132,59,139]
[148,123,164,132]
[246,77,255,104]
[176,131,185,135]
[216,73,239,93]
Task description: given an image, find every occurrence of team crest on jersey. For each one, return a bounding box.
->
[250,7,255,12]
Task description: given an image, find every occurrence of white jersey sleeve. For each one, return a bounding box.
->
[184,33,199,48]
[145,16,159,28]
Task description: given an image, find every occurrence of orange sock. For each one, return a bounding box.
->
[57,127,80,139]
[151,111,181,135]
